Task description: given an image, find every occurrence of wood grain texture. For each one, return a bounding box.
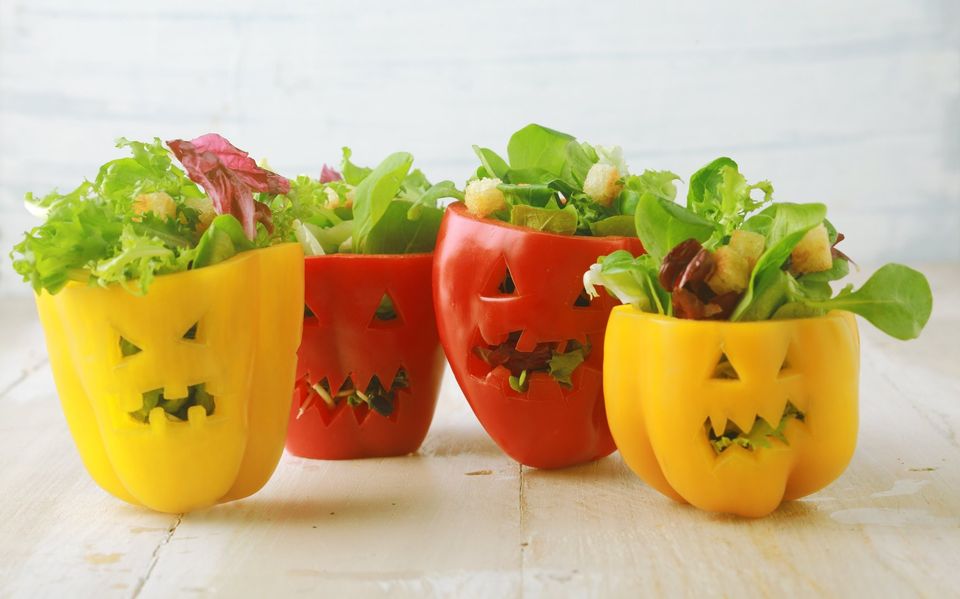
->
[1,0,958,297]
[0,265,957,597]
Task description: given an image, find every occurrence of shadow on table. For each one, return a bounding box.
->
[520,452,636,484]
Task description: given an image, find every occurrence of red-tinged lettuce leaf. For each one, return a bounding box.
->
[320,164,342,183]
[167,134,289,240]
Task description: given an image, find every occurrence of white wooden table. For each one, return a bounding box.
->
[1,265,958,598]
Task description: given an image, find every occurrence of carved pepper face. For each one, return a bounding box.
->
[285,253,445,459]
[37,243,304,513]
[433,202,645,469]
[604,308,860,517]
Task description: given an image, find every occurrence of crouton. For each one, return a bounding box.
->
[729,229,766,270]
[132,191,176,220]
[790,223,833,274]
[324,185,355,210]
[706,245,751,295]
[583,163,622,207]
[465,178,506,217]
[184,195,215,232]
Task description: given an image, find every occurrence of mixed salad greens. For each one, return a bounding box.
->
[274,149,460,417]
[465,124,679,237]
[584,157,933,341]
[10,134,290,295]
[270,148,461,256]
[299,370,409,419]
[475,331,590,393]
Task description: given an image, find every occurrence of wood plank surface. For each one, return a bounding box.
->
[0,264,957,598]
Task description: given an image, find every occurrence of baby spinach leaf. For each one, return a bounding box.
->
[340,147,373,185]
[634,192,716,262]
[562,139,598,188]
[589,215,636,237]
[800,264,932,340]
[362,200,444,254]
[509,204,578,235]
[507,124,575,174]
[352,152,414,253]
[498,183,557,207]
[732,203,826,320]
[472,145,510,180]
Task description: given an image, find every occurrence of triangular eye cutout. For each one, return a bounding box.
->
[712,352,740,380]
[182,322,199,340]
[498,267,516,295]
[572,287,592,308]
[369,292,404,328]
[480,255,518,297]
[304,304,316,319]
[119,336,141,357]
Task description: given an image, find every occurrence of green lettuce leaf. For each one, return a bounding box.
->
[509,204,578,235]
[634,192,716,262]
[732,202,827,320]
[352,152,415,253]
[548,341,590,387]
[507,124,576,174]
[583,250,667,314]
[785,264,932,340]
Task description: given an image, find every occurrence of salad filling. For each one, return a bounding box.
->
[464,123,678,237]
[584,157,933,341]
[11,134,295,426]
[706,402,805,454]
[11,135,290,296]
[298,369,409,419]
[271,148,461,256]
[473,331,590,392]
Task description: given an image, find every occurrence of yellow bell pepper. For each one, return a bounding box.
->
[604,307,859,517]
[36,243,304,513]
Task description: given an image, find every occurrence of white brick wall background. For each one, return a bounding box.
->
[1,0,957,297]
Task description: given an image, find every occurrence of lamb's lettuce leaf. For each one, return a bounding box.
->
[634,192,716,262]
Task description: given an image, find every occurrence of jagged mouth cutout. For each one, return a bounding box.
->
[119,321,217,427]
[296,368,408,426]
[467,258,598,395]
[702,350,806,455]
[298,289,411,426]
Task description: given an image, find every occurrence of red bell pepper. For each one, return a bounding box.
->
[433,202,644,468]
[286,253,445,459]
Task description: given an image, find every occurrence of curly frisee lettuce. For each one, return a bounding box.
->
[10,135,290,296]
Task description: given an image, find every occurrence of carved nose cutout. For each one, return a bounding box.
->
[182,322,199,340]
[712,352,740,380]
[119,336,142,357]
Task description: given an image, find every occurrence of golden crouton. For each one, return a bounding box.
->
[729,229,765,270]
[184,196,215,232]
[583,163,622,207]
[324,185,355,210]
[132,191,176,220]
[707,245,751,295]
[790,223,833,274]
[465,178,507,217]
